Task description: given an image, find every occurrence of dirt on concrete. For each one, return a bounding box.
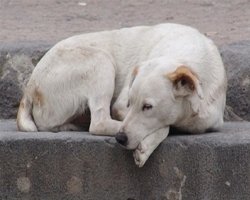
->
[1,0,250,45]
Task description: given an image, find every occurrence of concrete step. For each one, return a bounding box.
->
[1,120,250,200]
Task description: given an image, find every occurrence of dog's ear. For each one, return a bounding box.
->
[166,65,203,99]
[129,66,139,88]
[166,66,204,113]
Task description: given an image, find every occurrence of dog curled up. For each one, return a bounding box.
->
[17,23,227,167]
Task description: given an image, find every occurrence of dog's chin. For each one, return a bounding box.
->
[116,139,138,150]
[120,141,139,150]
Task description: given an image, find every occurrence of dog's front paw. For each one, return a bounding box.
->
[133,150,148,167]
[133,142,149,167]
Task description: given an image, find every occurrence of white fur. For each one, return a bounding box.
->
[17,23,227,167]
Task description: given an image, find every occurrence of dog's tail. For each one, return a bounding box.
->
[17,90,38,132]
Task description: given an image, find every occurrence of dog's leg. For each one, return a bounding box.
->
[87,54,122,136]
[55,123,79,132]
[88,97,122,136]
[112,85,130,121]
[133,126,169,167]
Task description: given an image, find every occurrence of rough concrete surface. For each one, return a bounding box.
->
[0,41,53,119]
[220,41,250,121]
[1,0,250,46]
[1,120,250,200]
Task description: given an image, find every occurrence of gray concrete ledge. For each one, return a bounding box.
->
[1,40,250,121]
[1,120,250,200]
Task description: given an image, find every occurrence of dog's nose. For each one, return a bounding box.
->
[115,132,128,146]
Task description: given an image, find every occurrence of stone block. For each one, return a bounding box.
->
[220,41,250,121]
[0,41,53,119]
[1,40,249,121]
[1,120,250,199]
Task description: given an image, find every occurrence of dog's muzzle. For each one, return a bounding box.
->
[115,132,128,147]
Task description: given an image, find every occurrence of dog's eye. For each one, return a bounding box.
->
[142,104,153,111]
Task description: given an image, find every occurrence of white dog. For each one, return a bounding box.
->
[17,23,227,167]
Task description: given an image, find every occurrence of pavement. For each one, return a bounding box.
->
[1,0,250,45]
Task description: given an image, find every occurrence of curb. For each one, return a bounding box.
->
[1,120,250,199]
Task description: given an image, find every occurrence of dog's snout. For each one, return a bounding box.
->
[115,132,128,146]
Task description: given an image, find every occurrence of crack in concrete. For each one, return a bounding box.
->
[166,167,187,200]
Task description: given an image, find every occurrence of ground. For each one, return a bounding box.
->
[1,0,250,45]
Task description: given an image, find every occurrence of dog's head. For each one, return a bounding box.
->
[115,60,203,149]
